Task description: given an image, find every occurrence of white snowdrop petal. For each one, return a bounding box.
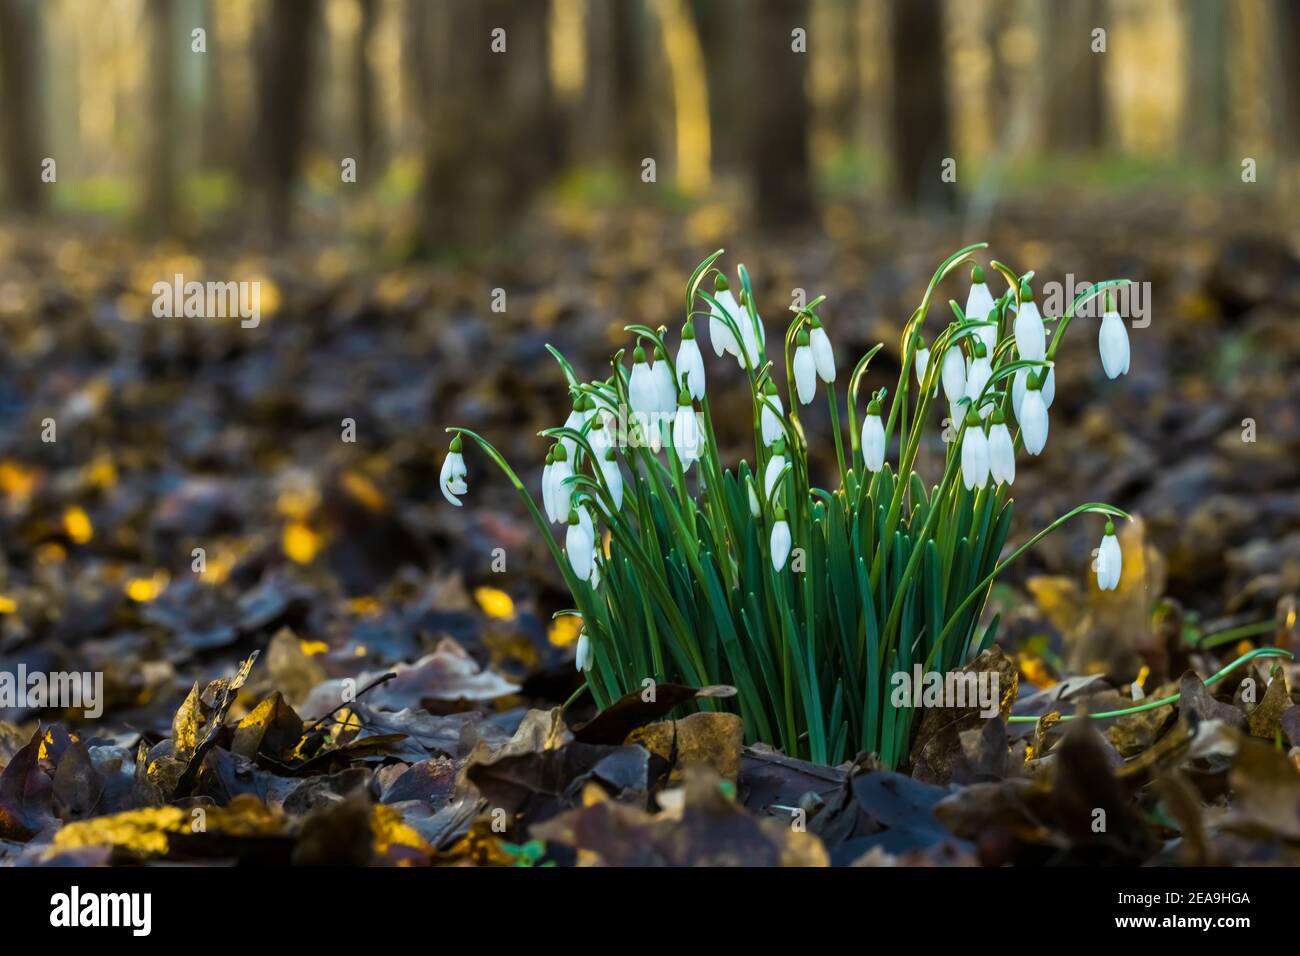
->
[794,347,817,405]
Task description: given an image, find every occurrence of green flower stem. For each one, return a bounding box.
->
[1006,647,1294,723]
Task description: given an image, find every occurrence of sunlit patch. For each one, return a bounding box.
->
[125,570,169,603]
[341,470,387,513]
[63,506,94,544]
[282,521,323,564]
[0,595,17,614]
[548,614,582,648]
[0,460,39,500]
[474,586,515,620]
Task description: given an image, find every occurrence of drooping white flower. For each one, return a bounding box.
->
[1019,376,1049,455]
[965,265,999,355]
[960,413,990,490]
[541,446,556,520]
[793,329,817,405]
[589,414,611,456]
[860,399,885,473]
[628,346,657,419]
[548,444,573,522]
[566,508,595,581]
[1098,303,1130,379]
[439,436,467,506]
[987,411,1015,486]
[764,443,787,500]
[964,340,993,418]
[651,347,677,414]
[599,447,623,512]
[708,274,742,359]
[1095,520,1122,591]
[770,511,792,571]
[676,321,707,400]
[1012,364,1056,419]
[575,628,593,672]
[808,315,835,383]
[760,380,784,447]
[736,290,762,369]
[940,345,967,406]
[673,391,703,468]
[913,336,932,391]
[561,393,584,459]
[1013,288,1046,361]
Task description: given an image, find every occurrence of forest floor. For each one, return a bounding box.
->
[1,195,1299,866]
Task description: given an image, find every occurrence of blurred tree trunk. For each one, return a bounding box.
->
[354,0,379,180]
[1181,0,1228,165]
[142,0,178,233]
[0,0,44,214]
[415,0,555,255]
[200,1,235,171]
[583,0,654,172]
[889,0,952,210]
[255,0,320,239]
[1041,0,1106,151]
[1278,0,1300,157]
[694,0,744,171]
[749,0,812,229]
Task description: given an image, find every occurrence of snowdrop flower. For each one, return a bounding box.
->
[547,443,573,522]
[793,328,817,405]
[760,380,785,447]
[940,344,967,406]
[747,478,761,518]
[1098,294,1130,379]
[628,346,657,419]
[575,628,593,672]
[673,389,703,469]
[736,290,762,368]
[964,340,993,418]
[965,265,998,355]
[1019,373,1049,455]
[560,393,585,459]
[566,508,595,581]
[764,439,787,499]
[1095,520,1122,591]
[960,412,990,490]
[987,409,1015,487]
[599,447,623,512]
[651,346,677,414]
[541,446,556,520]
[860,398,885,473]
[770,506,791,571]
[808,314,835,383]
[1012,364,1056,419]
[676,320,706,400]
[1013,286,1046,362]
[589,414,611,456]
[913,335,931,389]
[439,435,467,506]
[708,274,742,359]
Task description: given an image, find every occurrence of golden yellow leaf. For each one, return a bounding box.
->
[548,614,582,647]
[282,521,323,564]
[474,586,515,620]
[63,506,93,544]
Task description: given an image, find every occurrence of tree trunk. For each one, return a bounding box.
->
[583,0,655,173]
[749,0,813,229]
[416,0,555,255]
[142,0,178,233]
[1041,0,1106,152]
[355,0,380,179]
[0,0,44,214]
[888,0,952,210]
[255,0,321,239]
[1181,0,1229,165]
[1277,0,1300,157]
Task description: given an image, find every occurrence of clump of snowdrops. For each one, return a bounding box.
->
[440,244,1165,767]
